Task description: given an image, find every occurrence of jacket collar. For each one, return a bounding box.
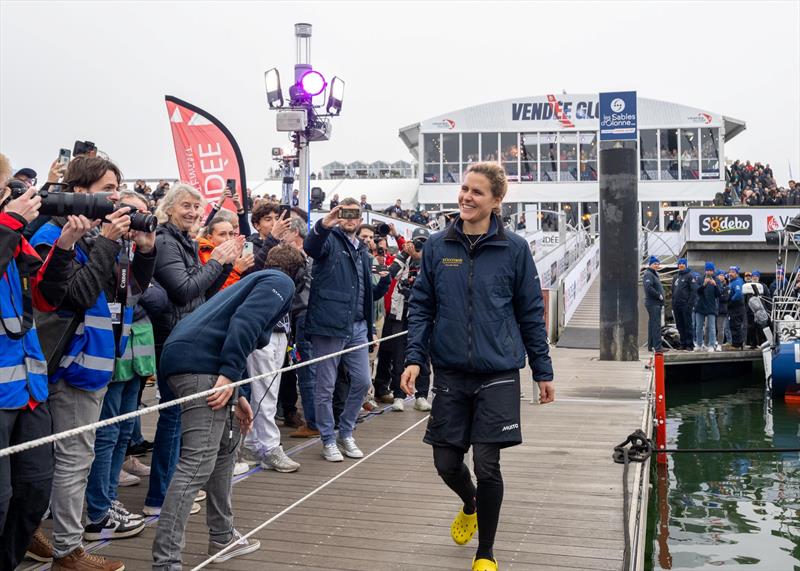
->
[158,222,195,250]
[444,214,507,248]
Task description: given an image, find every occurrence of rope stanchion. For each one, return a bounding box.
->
[0,331,408,458]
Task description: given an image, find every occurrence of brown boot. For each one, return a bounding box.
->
[289,425,320,438]
[25,527,53,562]
[52,547,125,571]
[282,410,305,429]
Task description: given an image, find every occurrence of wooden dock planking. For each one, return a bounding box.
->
[20,348,649,571]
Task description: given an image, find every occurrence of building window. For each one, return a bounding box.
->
[680,128,699,180]
[520,133,538,181]
[541,201,558,231]
[500,132,519,180]
[640,130,658,181]
[561,202,579,228]
[579,132,598,181]
[558,133,578,181]
[481,133,499,162]
[462,133,479,170]
[700,127,720,179]
[641,201,659,230]
[442,133,459,184]
[660,129,678,180]
[540,132,558,182]
[423,133,441,183]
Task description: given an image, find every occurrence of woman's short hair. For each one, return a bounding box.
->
[464,162,507,214]
[117,189,148,207]
[155,183,203,224]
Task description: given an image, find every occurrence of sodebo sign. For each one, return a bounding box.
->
[687,208,800,242]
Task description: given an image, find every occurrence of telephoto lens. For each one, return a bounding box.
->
[38,190,116,220]
[375,222,390,236]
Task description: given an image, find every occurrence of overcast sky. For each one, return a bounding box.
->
[2,1,798,184]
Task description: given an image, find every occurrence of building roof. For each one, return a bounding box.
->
[399,93,746,159]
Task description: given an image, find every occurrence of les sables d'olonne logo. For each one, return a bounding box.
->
[699,214,752,236]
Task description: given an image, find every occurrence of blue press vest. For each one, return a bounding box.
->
[0,259,48,409]
[30,223,133,391]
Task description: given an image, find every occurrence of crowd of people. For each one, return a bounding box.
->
[642,256,793,353]
[716,160,798,206]
[0,150,554,571]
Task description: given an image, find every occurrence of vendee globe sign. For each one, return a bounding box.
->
[687,208,800,242]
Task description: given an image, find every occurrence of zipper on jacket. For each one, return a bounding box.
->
[467,255,475,369]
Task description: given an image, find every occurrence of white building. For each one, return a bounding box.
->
[399,93,745,231]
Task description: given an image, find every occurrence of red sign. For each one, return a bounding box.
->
[165,96,247,215]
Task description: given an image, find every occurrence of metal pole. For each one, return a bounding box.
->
[599,143,639,361]
[299,136,310,212]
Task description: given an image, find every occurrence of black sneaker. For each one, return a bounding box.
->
[84,511,145,541]
[126,440,153,457]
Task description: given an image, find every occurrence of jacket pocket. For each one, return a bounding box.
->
[313,288,353,328]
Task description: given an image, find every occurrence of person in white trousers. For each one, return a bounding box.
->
[243,322,300,473]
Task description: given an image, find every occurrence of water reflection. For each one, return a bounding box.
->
[648,377,800,570]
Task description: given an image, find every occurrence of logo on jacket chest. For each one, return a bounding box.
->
[442,257,463,268]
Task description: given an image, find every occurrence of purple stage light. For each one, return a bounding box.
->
[300,70,326,97]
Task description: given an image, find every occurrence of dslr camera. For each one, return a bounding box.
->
[5,180,157,232]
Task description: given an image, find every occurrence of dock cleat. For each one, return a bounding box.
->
[450,508,478,545]
[472,557,498,571]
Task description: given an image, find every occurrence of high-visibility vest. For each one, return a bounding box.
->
[113,317,156,382]
[0,258,48,409]
[30,223,133,391]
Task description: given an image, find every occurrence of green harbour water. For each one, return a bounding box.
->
[646,370,800,571]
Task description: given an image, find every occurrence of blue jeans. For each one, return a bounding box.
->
[294,314,316,430]
[694,312,716,347]
[86,380,140,522]
[145,372,181,508]
[311,320,371,445]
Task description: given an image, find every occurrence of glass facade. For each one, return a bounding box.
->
[420,128,720,183]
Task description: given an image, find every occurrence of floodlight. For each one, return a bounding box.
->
[300,70,326,97]
[265,68,284,108]
[326,76,345,115]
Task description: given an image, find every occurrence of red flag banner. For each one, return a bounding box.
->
[165,95,247,216]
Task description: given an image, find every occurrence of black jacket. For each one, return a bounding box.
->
[643,267,664,306]
[405,215,553,380]
[671,269,696,307]
[150,222,231,345]
[694,276,720,316]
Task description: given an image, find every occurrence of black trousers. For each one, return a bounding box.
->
[646,303,663,351]
[386,317,431,399]
[374,318,403,397]
[729,301,746,347]
[672,304,693,348]
[279,352,299,418]
[0,403,54,570]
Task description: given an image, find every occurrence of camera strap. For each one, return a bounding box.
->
[110,241,132,345]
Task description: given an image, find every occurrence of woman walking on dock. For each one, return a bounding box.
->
[401,162,555,571]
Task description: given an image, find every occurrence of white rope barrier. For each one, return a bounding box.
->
[0,331,408,458]
[191,415,430,570]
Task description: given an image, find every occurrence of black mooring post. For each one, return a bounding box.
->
[599,145,639,361]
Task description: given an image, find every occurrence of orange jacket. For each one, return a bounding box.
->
[197,237,241,290]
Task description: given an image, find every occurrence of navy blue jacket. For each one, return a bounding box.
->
[404,215,553,381]
[160,270,294,383]
[671,269,696,307]
[303,220,390,340]
[694,276,720,315]
[642,268,664,306]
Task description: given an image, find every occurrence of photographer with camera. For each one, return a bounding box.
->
[28,156,157,571]
[386,228,432,412]
[0,155,79,569]
[304,199,390,462]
